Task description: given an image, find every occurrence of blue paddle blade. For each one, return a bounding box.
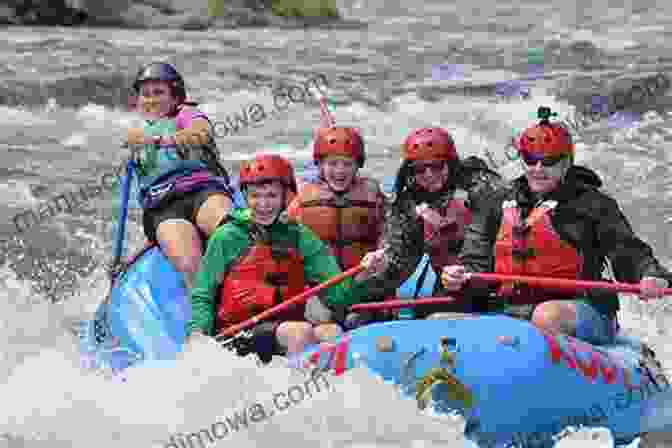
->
[228,176,247,208]
[396,254,438,319]
[382,176,396,194]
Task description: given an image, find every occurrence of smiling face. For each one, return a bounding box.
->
[137,80,178,119]
[321,156,358,192]
[412,160,450,193]
[246,181,286,226]
[522,155,571,193]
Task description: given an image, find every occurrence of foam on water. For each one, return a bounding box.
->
[0,295,470,448]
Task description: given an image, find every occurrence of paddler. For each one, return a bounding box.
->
[125,62,237,290]
[287,126,386,271]
[353,127,505,326]
[441,106,672,345]
[186,154,366,361]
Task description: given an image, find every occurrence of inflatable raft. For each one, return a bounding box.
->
[296,317,671,447]
[78,244,192,373]
[78,177,247,372]
[79,243,671,446]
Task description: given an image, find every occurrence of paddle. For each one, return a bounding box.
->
[351,296,460,312]
[215,264,366,343]
[466,273,672,297]
[109,156,137,275]
[319,96,336,127]
[351,273,672,312]
[92,153,138,345]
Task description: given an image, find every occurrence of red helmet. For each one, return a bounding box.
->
[239,154,297,193]
[516,107,574,158]
[313,127,365,167]
[402,128,458,162]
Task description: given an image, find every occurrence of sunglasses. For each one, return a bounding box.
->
[412,161,446,175]
[520,152,567,167]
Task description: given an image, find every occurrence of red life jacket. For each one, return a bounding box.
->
[418,195,472,274]
[217,242,306,331]
[494,199,584,303]
[289,176,383,270]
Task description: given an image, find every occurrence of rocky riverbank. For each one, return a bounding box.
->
[0,0,343,29]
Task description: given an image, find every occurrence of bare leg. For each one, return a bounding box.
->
[156,219,203,290]
[276,321,319,354]
[195,194,233,237]
[314,323,343,342]
[531,301,578,337]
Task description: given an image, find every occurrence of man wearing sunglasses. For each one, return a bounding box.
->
[441,107,672,345]
[352,127,504,326]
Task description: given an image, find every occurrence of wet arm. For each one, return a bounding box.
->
[363,198,425,297]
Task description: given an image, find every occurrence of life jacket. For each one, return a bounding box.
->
[138,111,234,210]
[494,199,584,303]
[292,176,383,270]
[419,192,472,274]
[140,115,201,182]
[217,239,306,330]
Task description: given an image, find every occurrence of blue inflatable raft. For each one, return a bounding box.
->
[79,241,671,446]
[78,244,191,373]
[78,176,247,373]
[296,317,671,447]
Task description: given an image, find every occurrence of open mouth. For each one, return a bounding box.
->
[256,210,274,220]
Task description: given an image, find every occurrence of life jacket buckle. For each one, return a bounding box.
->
[332,194,349,208]
[512,224,530,238]
[512,247,536,260]
[440,221,459,233]
[265,272,289,286]
[271,246,291,260]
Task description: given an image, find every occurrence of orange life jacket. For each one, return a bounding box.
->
[494,199,584,303]
[217,241,306,330]
[420,196,472,273]
[290,176,383,269]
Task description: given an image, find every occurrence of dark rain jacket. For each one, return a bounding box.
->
[361,156,506,316]
[459,165,672,318]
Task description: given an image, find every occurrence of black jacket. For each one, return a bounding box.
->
[362,156,506,312]
[459,165,672,316]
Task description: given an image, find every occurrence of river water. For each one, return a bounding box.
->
[1,0,672,446]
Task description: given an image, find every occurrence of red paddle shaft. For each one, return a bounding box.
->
[319,97,336,127]
[467,273,672,296]
[349,274,672,312]
[350,297,460,311]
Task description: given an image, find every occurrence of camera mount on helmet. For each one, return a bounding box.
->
[537,106,559,126]
[537,106,558,126]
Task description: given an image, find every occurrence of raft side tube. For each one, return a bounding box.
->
[295,317,669,445]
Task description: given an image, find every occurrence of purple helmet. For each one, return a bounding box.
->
[132,62,186,101]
